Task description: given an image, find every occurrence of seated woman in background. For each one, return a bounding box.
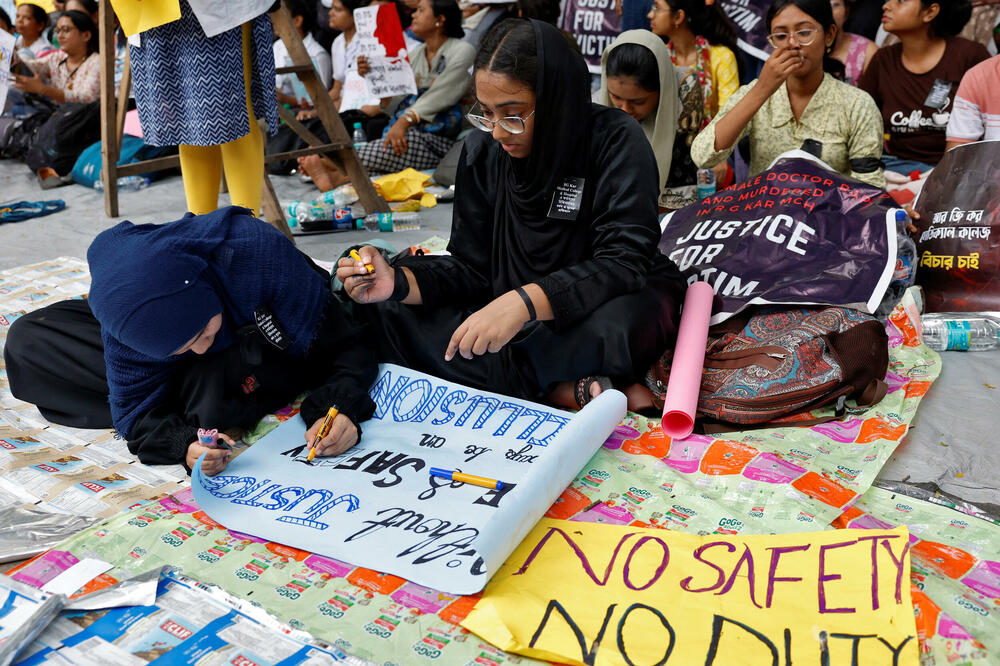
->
[598,31,679,210]
[647,0,740,207]
[336,19,684,411]
[3,209,378,476]
[273,0,332,107]
[300,0,474,190]
[829,0,876,86]
[13,4,55,58]
[12,11,100,105]
[691,0,885,187]
[859,0,988,175]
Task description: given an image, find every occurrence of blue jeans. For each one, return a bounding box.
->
[882,153,936,175]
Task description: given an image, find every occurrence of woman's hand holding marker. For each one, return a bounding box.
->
[305,407,358,458]
[187,432,236,476]
[336,246,393,304]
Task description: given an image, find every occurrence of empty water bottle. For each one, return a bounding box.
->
[876,209,919,316]
[920,313,1000,351]
[93,175,150,192]
[696,168,716,200]
[352,122,366,149]
[318,184,359,208]
[362,212,420,232]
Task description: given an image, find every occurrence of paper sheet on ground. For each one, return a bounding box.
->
[192,364,625,594]
[463,518,919,666]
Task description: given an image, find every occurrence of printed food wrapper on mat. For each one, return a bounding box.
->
[0,575,64,666]
[659,150,897,324]
[193,364,625,594]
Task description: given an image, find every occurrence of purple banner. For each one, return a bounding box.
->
[659,154,897,323]
[560,0,620,73]
[717,0,770,60]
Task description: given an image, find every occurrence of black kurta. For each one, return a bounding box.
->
[363,106,685,400]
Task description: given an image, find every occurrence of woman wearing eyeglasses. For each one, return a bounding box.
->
[690,0,885,187]
[299,0,475,191]
[336,18,684,411]
[12,11,100,105]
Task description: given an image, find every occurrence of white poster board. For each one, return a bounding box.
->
[340,5,417,111]
[0,30,15,113]
[192,364,625,594]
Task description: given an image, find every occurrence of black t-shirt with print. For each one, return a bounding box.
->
[860,37,989,164]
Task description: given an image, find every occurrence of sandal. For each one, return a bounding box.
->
[574,375,613,409]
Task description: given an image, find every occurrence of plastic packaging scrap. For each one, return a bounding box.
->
[0,507,101,564]
[373,168,437,208]
[0,575,65,666]
[920,312,1000,351]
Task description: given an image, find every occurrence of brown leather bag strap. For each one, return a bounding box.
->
[857,378,888,406]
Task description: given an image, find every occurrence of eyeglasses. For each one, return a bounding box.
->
[766,28,820,47]
[466,107,535,134]
[53,26,76,34]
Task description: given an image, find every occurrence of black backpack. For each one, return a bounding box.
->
[25,101,101,176]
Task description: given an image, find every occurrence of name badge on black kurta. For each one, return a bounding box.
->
[547,177,586,220]
[254,307,292,351]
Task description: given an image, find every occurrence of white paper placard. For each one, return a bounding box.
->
[192,364,625,594]
[340,5,416,111]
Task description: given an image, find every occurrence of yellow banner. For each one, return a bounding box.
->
[463,519,918,666]
[108,0,181,37]
[16,0,56,13]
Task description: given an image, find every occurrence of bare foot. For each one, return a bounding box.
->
[298,154,349,193]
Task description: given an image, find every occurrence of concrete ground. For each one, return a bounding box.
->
[0,160,455,267]
[2,158,998,511]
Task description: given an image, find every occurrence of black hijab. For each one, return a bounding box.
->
[483,19,596,294]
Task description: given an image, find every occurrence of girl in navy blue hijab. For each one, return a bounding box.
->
[4,207,377,475]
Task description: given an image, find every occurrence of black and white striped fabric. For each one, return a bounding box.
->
[130,0,279,147]
[356,128,455,175]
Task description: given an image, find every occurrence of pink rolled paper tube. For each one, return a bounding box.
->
[661,281,714,439]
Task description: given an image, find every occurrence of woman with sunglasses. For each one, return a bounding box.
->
[299,0,474,192]
[336,18,684,411]
[691,0,885,187]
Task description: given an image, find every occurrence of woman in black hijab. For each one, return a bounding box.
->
[337,18,683,410]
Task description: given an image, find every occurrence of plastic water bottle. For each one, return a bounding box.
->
[893,210,917,290]
[362,212,420,232]
[318,184,359,208]
[93,175,150,192]
[696,168,716,200]
[920,314,1000,351]
[352,122,366,149]
[876,209,919,316]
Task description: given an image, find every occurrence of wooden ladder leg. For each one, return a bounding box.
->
[270,1,389,214]
[99,0,120,217]
[260,167,294,241]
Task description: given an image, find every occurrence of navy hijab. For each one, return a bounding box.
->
[87,207,330,438]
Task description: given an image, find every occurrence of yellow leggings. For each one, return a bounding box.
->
[178,23,264,216]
